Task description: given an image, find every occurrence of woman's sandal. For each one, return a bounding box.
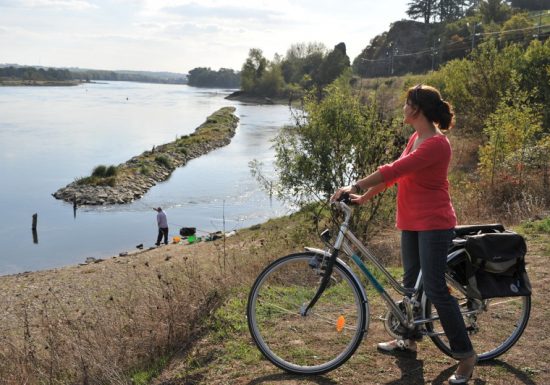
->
[377,339,417,352]
[448,354,478,384]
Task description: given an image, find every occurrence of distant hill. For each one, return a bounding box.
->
[353,8,549,78]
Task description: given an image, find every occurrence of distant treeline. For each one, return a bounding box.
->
[71,69,187,84]
[0,66,187,84]
[187,67,240,88]
[0,66,73,81]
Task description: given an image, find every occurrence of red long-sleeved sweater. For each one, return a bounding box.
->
[378,132,457,231]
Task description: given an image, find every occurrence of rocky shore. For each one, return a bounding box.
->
[53,106,239,205]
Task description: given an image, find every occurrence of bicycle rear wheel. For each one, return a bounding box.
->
[247,252,368,374]
[425,278,530,361]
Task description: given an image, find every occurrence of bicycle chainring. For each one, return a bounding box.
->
[382,302,410,339]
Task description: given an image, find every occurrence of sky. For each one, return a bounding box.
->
[0,0,410,74]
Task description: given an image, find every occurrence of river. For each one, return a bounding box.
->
[0,81,293,275]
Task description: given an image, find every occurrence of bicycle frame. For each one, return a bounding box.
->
[309,201,476,334]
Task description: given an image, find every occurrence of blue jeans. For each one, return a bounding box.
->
[401,229,474,359]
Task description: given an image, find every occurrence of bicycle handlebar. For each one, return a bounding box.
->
[332,193,354,225]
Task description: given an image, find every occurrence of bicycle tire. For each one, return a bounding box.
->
[247,252,368,374]
[424,278,530,361]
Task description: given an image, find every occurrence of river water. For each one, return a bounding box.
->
[0,81,293,275]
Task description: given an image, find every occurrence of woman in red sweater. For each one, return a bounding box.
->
[332,84,476,384]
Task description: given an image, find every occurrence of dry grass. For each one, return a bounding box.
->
[1,193,546,384]
[151,219,550,385]
[0,210,325,385]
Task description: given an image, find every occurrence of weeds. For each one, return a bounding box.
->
[154,155,173,169]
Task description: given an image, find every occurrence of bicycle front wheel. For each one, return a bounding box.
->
[425,278,530,361]
[247,252,368,375]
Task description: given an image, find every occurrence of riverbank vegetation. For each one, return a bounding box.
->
[248,37,548,242]
[234,3,547,100]
[0,66,79,86]
[0,66,187,86]
[187,67,240,88]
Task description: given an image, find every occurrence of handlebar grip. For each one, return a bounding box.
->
[337,192,353,204]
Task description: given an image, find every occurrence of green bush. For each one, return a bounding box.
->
[105,165,118,177]
[269,75,400,237]
[155,155,173,169]
[139,165,151,176]
[91,165,107,177]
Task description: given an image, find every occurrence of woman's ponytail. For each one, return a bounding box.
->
[406,85,454,131]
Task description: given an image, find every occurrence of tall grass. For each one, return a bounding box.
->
[0,209,326,384]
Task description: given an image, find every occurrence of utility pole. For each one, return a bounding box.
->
[387,43,398,75]
[468,22,481,51]
[386,43,392,76]
[537,11,543,39]
[431,38,440,71]
[472,23,476,51]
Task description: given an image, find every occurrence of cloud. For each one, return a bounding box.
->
[162,22,222,37]
[161,2,284,23]
[2,0,97,10]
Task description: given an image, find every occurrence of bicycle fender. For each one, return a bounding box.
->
[303,248,368,303]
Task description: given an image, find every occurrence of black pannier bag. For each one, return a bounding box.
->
[179,227,196,237]
[464,232,531,299]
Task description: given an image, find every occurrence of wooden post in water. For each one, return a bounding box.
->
[32,213,38,243]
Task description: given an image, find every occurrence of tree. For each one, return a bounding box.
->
[281,42,326,85]
[407,0,438,23]
[438,0,468,22]
[240,48,268,93]
[269,76,402,234]
[258,62,285,97]
[501,13,533,45]
[518,39,550,131]
[427,39,522,133]
[316,42,351,88]
[480,0,511,24]
[188,67,240,88]
[478,73,543,199]
[510,0,547,10]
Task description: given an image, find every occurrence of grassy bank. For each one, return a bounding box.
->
[0,207,330,384]
[152,217,550,385]
[1,205,548,384]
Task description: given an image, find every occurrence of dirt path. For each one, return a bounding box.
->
[153,229,549,385]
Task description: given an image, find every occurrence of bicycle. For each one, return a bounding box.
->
[246,196,531,375]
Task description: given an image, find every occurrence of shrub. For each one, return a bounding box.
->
[269,75,401,238]
[139,165,151,176]
[91,165,107,177]
[105,165,118,177]
[155,155,173,169]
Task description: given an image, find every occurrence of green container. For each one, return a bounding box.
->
[187,235,196,244]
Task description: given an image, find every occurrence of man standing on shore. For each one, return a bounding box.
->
[154,207,169,246]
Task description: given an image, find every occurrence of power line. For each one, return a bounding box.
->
[360,23,549,65]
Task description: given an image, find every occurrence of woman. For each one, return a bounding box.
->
[332,85,476,384]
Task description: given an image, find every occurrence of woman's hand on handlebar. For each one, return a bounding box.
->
[330,186,353,202]
[350,193,368,205]
[331,186,368,205]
